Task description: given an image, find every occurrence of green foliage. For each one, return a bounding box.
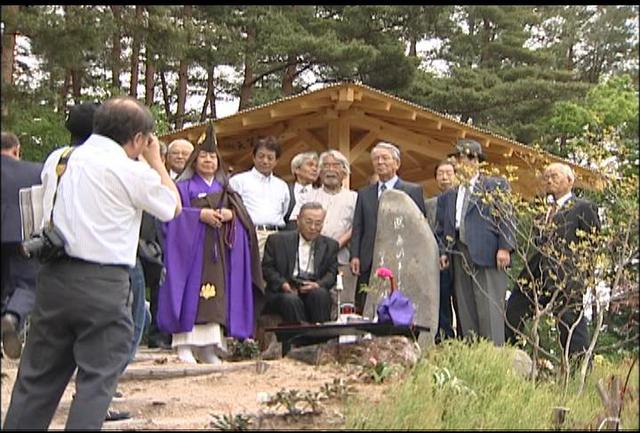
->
[345,340,640,429]
[209,412,252,431]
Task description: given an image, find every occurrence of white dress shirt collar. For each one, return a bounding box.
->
[251,166,272,182]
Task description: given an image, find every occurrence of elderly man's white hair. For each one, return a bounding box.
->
[167,138,194,152]
[290,151,319,175]
[545,162,575,184]
[371,141,401,162]
[319,149,351,175]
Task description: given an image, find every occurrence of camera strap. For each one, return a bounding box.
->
[47,146,77,229]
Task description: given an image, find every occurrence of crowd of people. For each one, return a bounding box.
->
[0,96,600,429]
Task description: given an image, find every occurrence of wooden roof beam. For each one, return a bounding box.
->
[349,130,379,163]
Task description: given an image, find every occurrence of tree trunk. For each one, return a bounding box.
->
[238,28,255,111]
[408,37,417,57]
[110,5,123,90]
[159,69,172,124]
[175,5,192,130]
[144,58,156,106]
[1,5,19,121]
[129,5,143,97]
[200,65,215,122]
[58,69,72,113]
[70,68,82,100]
[281,61,296,96]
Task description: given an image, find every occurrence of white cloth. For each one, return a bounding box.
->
[289,182,315,221]
[377,175,398,198]
[172,323,222,347]
[169,169,180,180]
[455,173,479,229]
[295,236,315,277]
[545,192,573,223]
[40,134,177,267]
[228,167,289,227]
[308,187,357,265]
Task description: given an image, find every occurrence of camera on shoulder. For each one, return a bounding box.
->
[20,225,67,263]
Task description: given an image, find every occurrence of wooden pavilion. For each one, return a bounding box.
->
[159,82,604,198]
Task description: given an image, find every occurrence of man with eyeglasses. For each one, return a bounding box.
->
[261,202,338,324]
[166,139,194,180]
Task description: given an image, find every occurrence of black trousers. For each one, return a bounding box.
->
[2,257,133,430]
[505,288,590,357]
[265,288,332,324]
[140,258,171,344]
[354,269,372,316]
[1,242,38,327]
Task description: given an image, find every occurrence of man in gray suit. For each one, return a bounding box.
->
[436,139,515,346]
[350,141,426,315]
[1,132,43,359]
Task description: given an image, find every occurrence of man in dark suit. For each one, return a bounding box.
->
[505,162,600,357]
[350,141,426,315]
[436,139,515,346]
[426,159,462,342]
[262,202,338,323]
[1,132,43,359]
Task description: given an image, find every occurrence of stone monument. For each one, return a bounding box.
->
[364,189,440,348]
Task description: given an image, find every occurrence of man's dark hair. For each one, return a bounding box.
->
[93,96,154,146]
[1,132,20,150]
[433,159,455,178]
[252,136,282,159]
[66,102,100,146]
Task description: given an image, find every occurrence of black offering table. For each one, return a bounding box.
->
[265,322,430,355]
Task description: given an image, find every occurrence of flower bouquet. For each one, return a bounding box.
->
[374,267,415,326]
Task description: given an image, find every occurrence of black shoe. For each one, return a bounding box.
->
[1,313,22,359]
[105,409,131,422]
[147,338,172,350]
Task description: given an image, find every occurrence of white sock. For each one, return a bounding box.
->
[176,345,197,364]
[195,345,221,365]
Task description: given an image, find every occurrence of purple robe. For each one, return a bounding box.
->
[157,174,254,338]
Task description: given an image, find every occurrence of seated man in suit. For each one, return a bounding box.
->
[262,202,339,324]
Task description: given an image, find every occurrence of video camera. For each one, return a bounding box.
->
[20,225,67,263]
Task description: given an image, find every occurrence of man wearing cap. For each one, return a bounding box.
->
[350,141,426,315]
[436,139,515,346]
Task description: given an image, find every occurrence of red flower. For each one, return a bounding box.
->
[375,267,397,292]
[375,267,394,279]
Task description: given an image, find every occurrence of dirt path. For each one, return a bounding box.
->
[1,347,390,430]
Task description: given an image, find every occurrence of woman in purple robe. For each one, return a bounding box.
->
[157,126,264,364]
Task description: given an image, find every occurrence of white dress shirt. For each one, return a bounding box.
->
[378,175,398,198]
[289,182,315,221]
[545,191,573,222]
[455,173,479,229]
[295,236,315,277]
[228,167,290,227]
[309,187,357,265]
[40,134,177,267]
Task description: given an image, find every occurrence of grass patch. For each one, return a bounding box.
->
[345,339,639,430]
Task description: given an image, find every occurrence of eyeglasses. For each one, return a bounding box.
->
[169,151,191,157]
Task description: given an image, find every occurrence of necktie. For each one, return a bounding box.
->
[546,202,558,224]
[379,183,387,197]
[459,184,473,244]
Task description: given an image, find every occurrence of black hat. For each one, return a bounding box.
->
[449,139,485,162]
[66,102,100,146]
[196,121,217,153]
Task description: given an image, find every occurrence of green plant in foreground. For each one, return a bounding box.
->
[210,413,252,431]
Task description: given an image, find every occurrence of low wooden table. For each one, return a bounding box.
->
[265,322,430,355]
